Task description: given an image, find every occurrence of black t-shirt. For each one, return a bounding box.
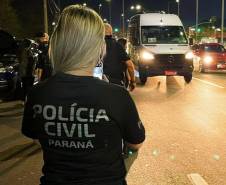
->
[22,73,145,185]
[37,42,52,80]
[36,43,48,69]
[103,36,130,81]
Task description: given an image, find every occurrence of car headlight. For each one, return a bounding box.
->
[185,52,194,60]
[141,51,155,60]
[0,68,6,73]
[203,56,213,64]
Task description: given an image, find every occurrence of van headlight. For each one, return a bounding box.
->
[203,56,213,64]
[141,51,155,60]
[185,52,194,60]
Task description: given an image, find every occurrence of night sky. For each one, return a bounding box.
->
[57,0,225,28]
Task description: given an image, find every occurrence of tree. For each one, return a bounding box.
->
[0,0,22,37]
[12,0,49,38]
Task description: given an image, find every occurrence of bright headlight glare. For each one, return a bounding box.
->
[185,52,194,59]
[0,68,6,73]
[203,56,213,64]
[141,51,155,60]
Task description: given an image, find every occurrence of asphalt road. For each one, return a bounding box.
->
[1,72,226,185]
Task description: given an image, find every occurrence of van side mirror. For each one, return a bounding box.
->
[189,38,194,46]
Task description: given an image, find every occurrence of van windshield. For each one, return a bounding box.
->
[201,45,225,53]
[141,26,188,44]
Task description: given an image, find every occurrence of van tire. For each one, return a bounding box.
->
[139,67,147,85]
[184,74,192,83]
[140,76,147,85]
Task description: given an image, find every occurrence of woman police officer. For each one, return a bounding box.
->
[22,5,145,185]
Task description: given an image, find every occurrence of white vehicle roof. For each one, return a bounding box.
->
[140,13,183,26]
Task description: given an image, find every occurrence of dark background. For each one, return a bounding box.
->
[57,0,224,27]
[1,0,225,38]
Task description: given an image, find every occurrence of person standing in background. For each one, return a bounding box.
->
[35,32,52,81]
[18,39,37,101]
[103,24,136,91]
[117,37,135,90]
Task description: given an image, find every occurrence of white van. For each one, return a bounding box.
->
[127,13,194,84]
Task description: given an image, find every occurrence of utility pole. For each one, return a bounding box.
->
[221,0,225,44]
[195,0,199,42]
[122,0,125,36]
[43,0,48,34]
[98,4,102,16]
[58,0,61,11]
[176,0,180,17]
[168,1,170,13]
[109,0,112,24]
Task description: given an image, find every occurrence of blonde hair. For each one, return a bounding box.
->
[49,5,105,73]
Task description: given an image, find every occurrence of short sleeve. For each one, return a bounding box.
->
[120,91,145,144]
[117,43,130,63]
[21,94,38,139]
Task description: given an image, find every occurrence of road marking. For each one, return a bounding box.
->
[187,173,209,185]
[193,77,225,89]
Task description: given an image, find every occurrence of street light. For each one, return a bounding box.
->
[176,0,180,16]
[130,6,135,10]
[83,3,87,6]
[43,0,48,34]
[221,0,224,44]
[122,0,125,36]
[114,28,119,32]
[195,0,199,42]
[136,4,142,11]
[130,4,142,12]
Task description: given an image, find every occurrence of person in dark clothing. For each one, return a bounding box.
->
[117,38,132,89]
[18,39,38,100]
[21,5,145,185]
[35,32,52,81]
[103,24,136,91]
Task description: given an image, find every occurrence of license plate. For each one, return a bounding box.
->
[165,71,177,76]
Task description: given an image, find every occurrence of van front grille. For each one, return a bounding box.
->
[154,54,185,69]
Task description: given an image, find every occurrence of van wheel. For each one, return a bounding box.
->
[139,73,147,85]
[139,66,147,85]
[140,76,147,85]
[184,74,192,83]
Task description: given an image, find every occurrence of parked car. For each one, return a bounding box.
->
[0,30,39,100]
[0,30,21,100]
[192,43,226,72]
